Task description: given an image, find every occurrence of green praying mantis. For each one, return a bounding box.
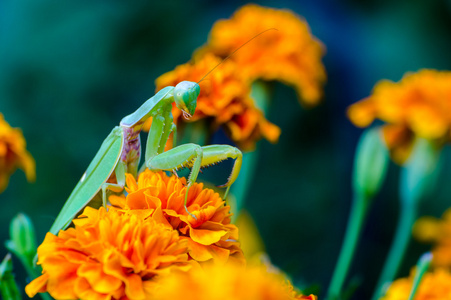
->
[49,80,243,235]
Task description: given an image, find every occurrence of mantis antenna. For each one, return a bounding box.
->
[197,27,278,84]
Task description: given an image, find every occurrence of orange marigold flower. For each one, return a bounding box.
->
[348,69,451,163]
[413,209,451,268]
[151,5,325,151]
[152,53,280,151]
[0,113,35,193]
[109,169,245,266]
[150,263,317,300]
[199,4,326,105]
[380,268,451,300]
[25,207,190,300]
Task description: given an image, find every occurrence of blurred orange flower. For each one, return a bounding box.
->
[348,69,451,163]
[413,209,451,268]
[199,4,326,105]
[380,268,451,300]
[152,4,325,151]
[25,207,190,300]
[150,263,317,300]
[109,169,245,266]
[152,53,280,151]
[0,113,35,193]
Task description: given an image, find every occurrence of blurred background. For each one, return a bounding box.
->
[1,0,451,299]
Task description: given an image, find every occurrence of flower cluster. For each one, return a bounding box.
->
[380,268,451,300]
[109,169,245,265]
[348,69,451,163]
[151,4,325,150]
[0,113,35,193]
[26,170,317,299]
[413,209,451,268]
[27,170,266,299]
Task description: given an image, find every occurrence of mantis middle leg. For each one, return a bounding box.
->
[101,160,127,207]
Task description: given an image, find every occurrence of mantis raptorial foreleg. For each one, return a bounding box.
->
[146,144,242,218]
[171,123,177,147]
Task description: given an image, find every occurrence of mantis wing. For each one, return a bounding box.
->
[49,127,124,235]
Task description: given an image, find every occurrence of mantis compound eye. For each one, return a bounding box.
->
[174,81,199,117]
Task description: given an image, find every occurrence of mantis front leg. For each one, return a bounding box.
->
[138,108,174,174]
[145,110,174,160]
[146,144,242,218]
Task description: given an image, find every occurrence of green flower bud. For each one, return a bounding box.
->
[400,138,441,206]
[353,127,390,199]
[5,213,37,260]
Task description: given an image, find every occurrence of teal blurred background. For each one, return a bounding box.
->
[1,0,451,299]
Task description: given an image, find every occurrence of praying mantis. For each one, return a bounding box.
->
[49,80,243,235]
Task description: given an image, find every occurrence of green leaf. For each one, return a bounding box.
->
[0,254,22,300]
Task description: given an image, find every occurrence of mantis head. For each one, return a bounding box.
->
[174,81,200,119]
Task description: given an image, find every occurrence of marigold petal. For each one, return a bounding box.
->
[407,104,448,139]
[109,194,126,208]
[185,237,230,263]
[189,226,228,245]
[77,263,122,294]
[45,262,79,299]
[347,98,377,127]
[25,273,49,298]
[20,150,36,182]
[74,277,112,300]
[260,119,281,144]
[126,188,155,209]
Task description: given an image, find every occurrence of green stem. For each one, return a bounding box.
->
[407,252,432,300]
[371,202,417,300]
[372,138,439,300]
[326,193,369,300]
[179,119,208,146]
[231,150,259,216]
[231,80,271,216]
